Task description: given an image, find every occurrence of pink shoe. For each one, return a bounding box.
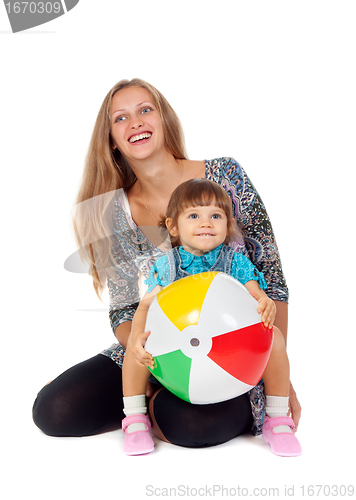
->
[122,414,154,456]
[262,416,302,457]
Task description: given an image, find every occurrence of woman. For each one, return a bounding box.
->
[32,78,301,447]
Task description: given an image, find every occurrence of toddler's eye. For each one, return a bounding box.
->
[212,214,221,219]
[189,213,198,219]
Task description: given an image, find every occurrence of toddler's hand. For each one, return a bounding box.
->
[258,297,276,328]
[249,290,276,328]
[129,330,155,369]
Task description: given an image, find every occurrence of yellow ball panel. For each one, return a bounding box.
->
[157,272,218,331]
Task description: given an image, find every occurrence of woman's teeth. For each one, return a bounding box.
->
[129,133,152,143]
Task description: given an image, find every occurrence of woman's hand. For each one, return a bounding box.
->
[128,329,154,369]
[288,381,302,430]
[249,289,276,328]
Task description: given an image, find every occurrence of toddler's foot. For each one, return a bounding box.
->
[122,414,154,456]
[262,416,302,457]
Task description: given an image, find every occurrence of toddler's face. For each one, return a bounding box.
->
[172,204,228,256]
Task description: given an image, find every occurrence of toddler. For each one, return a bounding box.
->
[122,179,301,457]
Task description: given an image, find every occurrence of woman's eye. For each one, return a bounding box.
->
[141,107,152,114]
[115,115,126,123]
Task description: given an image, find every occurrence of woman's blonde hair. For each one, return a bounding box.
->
[162,179,242,246]
[73,78,187,298]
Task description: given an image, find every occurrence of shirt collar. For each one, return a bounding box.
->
[178,244,223,269]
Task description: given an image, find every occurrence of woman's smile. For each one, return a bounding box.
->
[128,132,152,144]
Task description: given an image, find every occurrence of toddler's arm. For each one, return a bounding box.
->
[127,285,162,369]
[244,280,276,328]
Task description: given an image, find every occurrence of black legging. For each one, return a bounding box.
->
[32,354,253,447]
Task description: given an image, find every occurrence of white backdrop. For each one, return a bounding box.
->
[1,1,355,499]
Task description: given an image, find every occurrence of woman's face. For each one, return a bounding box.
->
[110,86,165,162]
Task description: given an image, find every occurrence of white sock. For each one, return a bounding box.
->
[265,395,292,434]
[123,395,147,434]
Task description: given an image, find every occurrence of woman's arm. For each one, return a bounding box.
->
[274,300,288,344]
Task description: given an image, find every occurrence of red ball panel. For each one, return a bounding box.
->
[207,323,274,386]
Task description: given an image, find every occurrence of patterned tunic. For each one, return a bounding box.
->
[101,157,289,436]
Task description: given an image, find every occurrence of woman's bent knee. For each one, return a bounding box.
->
[32,355,125,437]
[32,385,70,437]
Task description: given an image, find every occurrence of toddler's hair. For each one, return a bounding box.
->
[160,178,242,245]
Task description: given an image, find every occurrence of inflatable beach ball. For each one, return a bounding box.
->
[145,272,273,404]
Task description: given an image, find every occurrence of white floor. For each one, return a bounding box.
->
[7,392,355,500]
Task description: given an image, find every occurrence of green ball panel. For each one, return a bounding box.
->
[149,350,192,403]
